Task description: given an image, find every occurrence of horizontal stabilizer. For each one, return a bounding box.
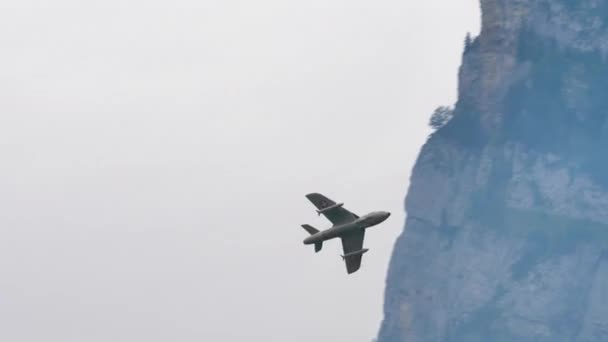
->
[301,224,319,235]
[315,242,322,253]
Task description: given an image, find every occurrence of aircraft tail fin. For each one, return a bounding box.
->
[302,224,322,253]
[301,224,319,235]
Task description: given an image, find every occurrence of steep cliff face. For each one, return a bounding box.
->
[378,1,608,341]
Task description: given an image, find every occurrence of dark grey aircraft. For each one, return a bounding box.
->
[300,193,390,274]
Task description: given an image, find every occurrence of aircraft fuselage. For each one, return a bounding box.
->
[303,211,390,245]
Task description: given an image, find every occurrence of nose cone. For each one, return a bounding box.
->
[369,211,390,226]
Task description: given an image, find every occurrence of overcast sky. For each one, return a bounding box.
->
[1,1,479,341]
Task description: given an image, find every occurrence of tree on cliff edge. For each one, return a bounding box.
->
[464,32,472,50]
[429,106,454,129]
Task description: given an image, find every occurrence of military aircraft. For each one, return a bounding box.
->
[300,193,391,274]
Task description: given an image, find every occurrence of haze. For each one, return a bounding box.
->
[0,1,479,341]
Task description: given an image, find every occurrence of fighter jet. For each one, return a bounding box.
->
[300,193,390,274]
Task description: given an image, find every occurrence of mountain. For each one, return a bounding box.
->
[378,1,608,341]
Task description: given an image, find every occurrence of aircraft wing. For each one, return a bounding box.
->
[340,230,365,274]
[305,193,359,226]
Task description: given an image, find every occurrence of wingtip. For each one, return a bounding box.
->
[344,262,361,274]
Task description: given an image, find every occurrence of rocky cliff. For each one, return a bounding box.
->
[378,1,608,341]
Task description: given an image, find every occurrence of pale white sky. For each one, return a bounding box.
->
[0,1,479,341]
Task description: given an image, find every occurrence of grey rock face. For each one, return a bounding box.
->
[378,1,608,341]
